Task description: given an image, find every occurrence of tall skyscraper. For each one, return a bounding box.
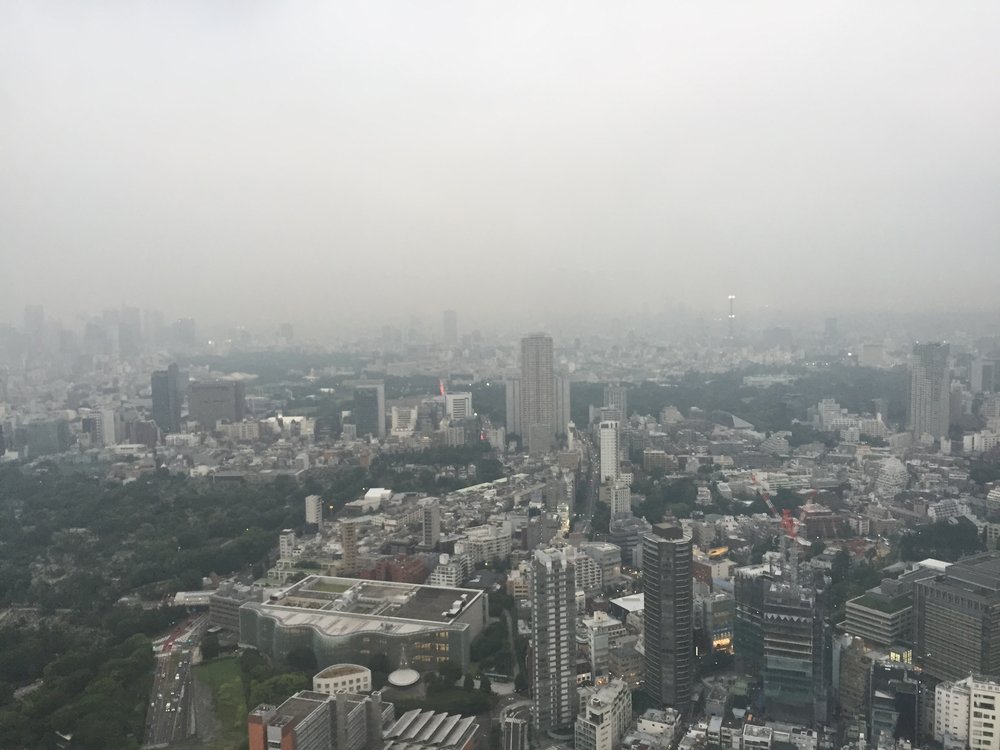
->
[531,547,578,738]
[421,499,441,549]
[554,373,571,438]
[599,420,620,483]
[341,520,360,575]
[505,377,522,437]
[643,523,693,714]
[603,384,628,424]
[151,363,183,434]
[442,309,458,347]
[520,334,555,454]
[353,381,386,439]
[909,342,950,440]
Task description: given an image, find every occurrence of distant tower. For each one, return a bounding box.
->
[341,520,360,574]
[530,547,578,738]
[599,421,620,482]
[305,495,323,526]
[909,342,950,440]
[151,363,183,434]
[421,499,441,549]
[442,310,458,347]
[353,381,386,439]
[604,384,628,423]
[728,295,736,339]
[505,377,522,437]
[643,523,693,714]
[520,334,556,454]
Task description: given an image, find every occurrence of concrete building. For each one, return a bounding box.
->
[554,373,572,438]
[520,334,555,454]
[642,523,693,714]
[582,611,626,677]
[306,495,324,526]
[313,664,373,695]
[934,676,1000,750]
[248,690,393,750]
[421,500,441,549]
[502,717,529,750]
[239,576,487,673]
[914,553,1000,681]
[844,579,913,647]
[603,384,628,424]
[575,679,632,750]
[599,421,620,483]
[445,393,473,421]
[530,547,578,738]
[341,520,361,575]
[909,342,950,440]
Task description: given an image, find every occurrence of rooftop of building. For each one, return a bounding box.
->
[251,690,331,729]
[384,708,479,750]
[246,575,484,634]
[314,663,371,679]
[849,593,912,614]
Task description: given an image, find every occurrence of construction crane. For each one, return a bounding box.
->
[759,488,800,588]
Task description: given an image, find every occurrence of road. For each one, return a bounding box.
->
[142,615,205,748]
[573,432,598,535]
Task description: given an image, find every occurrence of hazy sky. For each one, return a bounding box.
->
[2,1,999,335]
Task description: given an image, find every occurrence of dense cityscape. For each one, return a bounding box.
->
[2,305,1000,750]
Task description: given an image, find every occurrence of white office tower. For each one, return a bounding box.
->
[575,680,632,750]
[391,406,418,434]
[531,548,578,739]
[604,384,628,423]
[608,480,631,517]
[446,392,473,421]
[421,499,441,548]
[305,495,323,525]
[100,408,118,446]
[909,342,950,440]
[521,334,556,454]
[599,421,620,482]
[935,676,1000,750]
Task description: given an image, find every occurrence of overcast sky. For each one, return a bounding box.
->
[2,1,999,336]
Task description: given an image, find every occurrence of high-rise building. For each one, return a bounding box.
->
[642,523,693,714]
[421,499,441,549]
[442,310,458,347]
[762,581,829,724]
[914,552,1000,681]
[23,304,45,356]
[733,565,774,675]
[502,717,529,750]
[972,356,1000,394]
[575,679,632,750]
[935,675,1000,750]
[151,363,183,434]
[606,480,631,517]
[189,380,246,427]
[604,384,628,424]
[341,521,360,575]
[354,382,386,439]
[505,377,522,437]
[554,373,571,438]
[909,342,950,440]
[305,495,323,526]
[531,547,578,738]
[520,334,555,454]
[599,421,620,482]
[248,690,394,750]
[445,393,473,421]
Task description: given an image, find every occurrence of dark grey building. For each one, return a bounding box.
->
[353,381,386,439]
[151,363,183,433]
[530,547,577,738]
[642,523,693,714]
[913,552,1000,681]
[188,380,246,427]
